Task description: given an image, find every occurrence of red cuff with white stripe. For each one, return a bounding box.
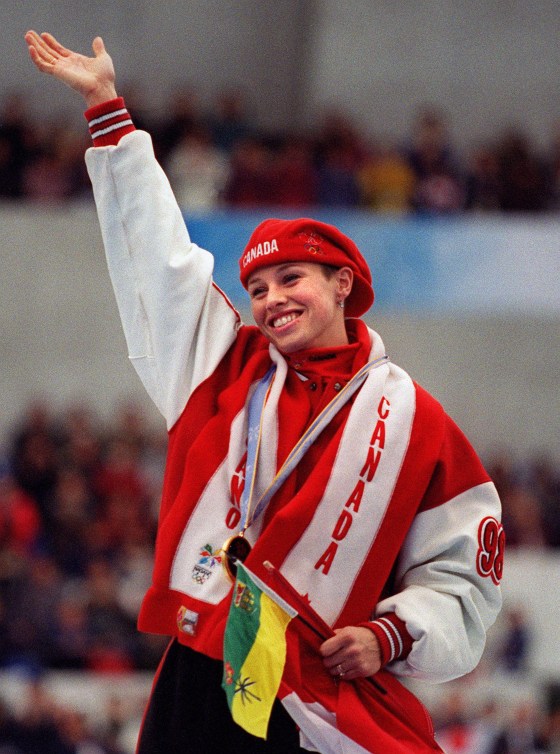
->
[84,97,135,147]
[360,613,414,666]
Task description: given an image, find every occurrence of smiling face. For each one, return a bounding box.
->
[248,262,353,353]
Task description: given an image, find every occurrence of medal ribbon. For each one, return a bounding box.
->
[239,364,277,532]
[240,355,389,535]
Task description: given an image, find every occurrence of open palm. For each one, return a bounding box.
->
[25,31,117,106]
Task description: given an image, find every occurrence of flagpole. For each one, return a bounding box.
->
[263,561,387,695]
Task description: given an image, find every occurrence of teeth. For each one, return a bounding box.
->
[273,313,298,328]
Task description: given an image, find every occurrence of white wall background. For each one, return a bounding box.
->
[3,0,560,149]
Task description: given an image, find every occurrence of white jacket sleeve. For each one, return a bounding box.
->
[376,481,503,683]
[85,130,241,428]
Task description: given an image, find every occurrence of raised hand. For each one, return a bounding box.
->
[24,31,118,107]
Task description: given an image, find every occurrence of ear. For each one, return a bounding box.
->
[335,266,354,302]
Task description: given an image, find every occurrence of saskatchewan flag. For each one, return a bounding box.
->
[222,561,297,739]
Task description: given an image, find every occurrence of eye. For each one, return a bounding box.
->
[249,285,266,299]
[283,272,301,284]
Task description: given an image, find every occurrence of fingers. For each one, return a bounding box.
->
[91,37,106,57]
[25,30,66,69]
[320,626,382,681]
[25,30,54,56]
[25,31,57,72]
[320,631,356,679]
[41,32,71,57]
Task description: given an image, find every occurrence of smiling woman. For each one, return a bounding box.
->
[247,261,352,352]
[25,29,504,754]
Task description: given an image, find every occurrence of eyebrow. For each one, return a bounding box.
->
[248,263,304,287]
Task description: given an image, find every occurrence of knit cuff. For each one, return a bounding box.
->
[84,97,135,146]
[360,612,414,666]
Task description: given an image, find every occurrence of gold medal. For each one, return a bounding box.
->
[222,533,252,582]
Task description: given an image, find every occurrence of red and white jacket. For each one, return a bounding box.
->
[84,101,503,689]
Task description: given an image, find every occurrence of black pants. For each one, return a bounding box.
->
[137,640,311,754]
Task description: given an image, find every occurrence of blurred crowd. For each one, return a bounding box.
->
[0,680,142,754]
[0,400,168,679]
[0,397,559,752]
[2,86,560,213]
[430,686,560,754]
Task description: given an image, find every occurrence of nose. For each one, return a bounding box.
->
[265,283,288,309]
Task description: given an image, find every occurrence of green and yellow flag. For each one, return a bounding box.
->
[222,561,297,739]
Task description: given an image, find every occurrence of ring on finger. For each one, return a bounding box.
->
[336,663,345,677]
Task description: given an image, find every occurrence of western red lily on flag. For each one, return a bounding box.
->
[223,561,443,753]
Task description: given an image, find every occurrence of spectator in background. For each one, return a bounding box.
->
[165,123,229,211]
[20,123,90,204]
[435,693,501,754]
[487,452,520,502]
[56,707,115,754]
[109,401,167,522]
[497,606,532,674]
[405,106,457,180]
[46,466,96,577]
[0,127,23,198]
[93,435,147,506]
[89,436,154,562]
[464,144,502,212]
[268,135,318,207]
[313,108,367,169]
[223,135,273,205]
[312,109,365,207]
[0,464,42,559]
[500,486,546,549]
[83,558,137,673]
[405,106,465,213]
[95,695,136,754]
[529,455,560,548]
[117,82,152,135]
[57,403,103,483]
[153,85,201,164]
[51,125,92,199]
[358,142,416,213]
[50,593,90,669]
[207,86,253,155]
[10,400,59,521]
[496,129,548,212]
[315,140,361,206]
[22,145,74,203]
[7,679,64,754]
[490,700,546,754]
[542,699,560,754]
[4,553,63,670]
[0,593,15,672]
[0,91,36,198]
[413,166,464,213]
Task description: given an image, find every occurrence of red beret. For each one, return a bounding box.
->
[239,217,374,317]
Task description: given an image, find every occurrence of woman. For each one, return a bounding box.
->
[25,31,504,754]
